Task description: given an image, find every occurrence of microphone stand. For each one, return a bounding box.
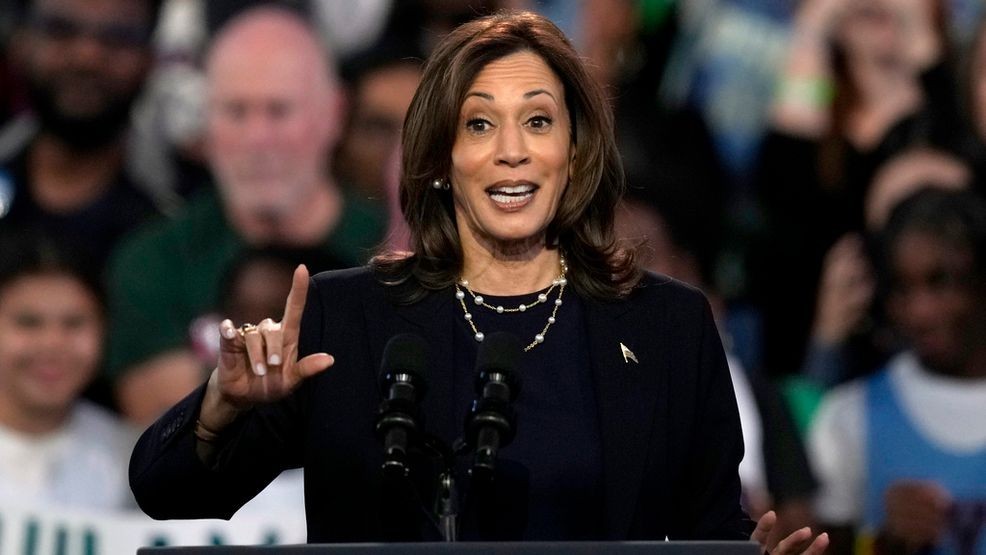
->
[436,471,458,542]
[420,434,459,542]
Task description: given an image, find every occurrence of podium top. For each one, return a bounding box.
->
[139,541,761,554]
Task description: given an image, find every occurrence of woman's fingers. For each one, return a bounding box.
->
[773,527,812,554]
[219,318,244,351]
[802,532,829,555]
[259,318,283,367]
[770,527,828,555]
[218,319,249,376]
[296,353,335,380]
[281,265,310,340]
[752,510,776,548]
[213,266,328,403]
[242,324,267,376]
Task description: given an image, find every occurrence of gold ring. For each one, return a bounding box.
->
[238,323,259,336]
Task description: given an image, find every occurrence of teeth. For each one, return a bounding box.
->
[488,185,535,195]
[490,193,532,204]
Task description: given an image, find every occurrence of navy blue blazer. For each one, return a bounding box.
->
[130,267,754,542]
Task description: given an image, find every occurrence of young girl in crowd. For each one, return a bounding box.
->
[0,231,136,510]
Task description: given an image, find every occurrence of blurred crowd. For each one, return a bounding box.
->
[1,0,986,553]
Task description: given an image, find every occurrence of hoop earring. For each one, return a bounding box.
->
[431,178,450,191]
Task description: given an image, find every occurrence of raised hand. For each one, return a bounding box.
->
[812,234,875,347]
[753,511,829,555]
[200,265,334,430]
[794,0,850,37]
[883,479,951,551]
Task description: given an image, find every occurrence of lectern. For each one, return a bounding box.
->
[139,541,761,554]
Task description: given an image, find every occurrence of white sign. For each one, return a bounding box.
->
[0,503,307,555]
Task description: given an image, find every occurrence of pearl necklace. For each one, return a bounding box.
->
[455,257,568,352]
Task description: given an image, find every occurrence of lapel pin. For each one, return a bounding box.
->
[620,342,638,364]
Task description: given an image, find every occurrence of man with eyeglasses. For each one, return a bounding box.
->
[0,0,163,277]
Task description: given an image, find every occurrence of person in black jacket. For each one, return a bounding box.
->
[752,0,964,383]
[129,9,827,552]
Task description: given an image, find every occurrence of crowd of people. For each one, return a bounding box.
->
[1,0,985,552]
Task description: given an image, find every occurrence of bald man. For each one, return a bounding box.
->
[106,7,384,425]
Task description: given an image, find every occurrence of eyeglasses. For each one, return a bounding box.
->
[29,12,151,50]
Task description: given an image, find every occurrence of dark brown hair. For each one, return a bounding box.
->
[372,10,639,302]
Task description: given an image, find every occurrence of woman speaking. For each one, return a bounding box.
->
[130,10,825,553]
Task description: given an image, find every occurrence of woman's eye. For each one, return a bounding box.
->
[528,115,552,129]
[466,118,491,133]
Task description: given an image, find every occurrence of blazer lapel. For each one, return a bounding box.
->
[585,289,668,539]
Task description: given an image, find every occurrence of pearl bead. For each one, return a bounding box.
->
[518,304,527,312]
[464,312,472,321]
[474,332,484,342]
[559,278,568,286]
[474,295,484,305]
[555,299,563,306]
[461,280,469,286]
[534,334,544,343]
[496,306,504,313]
[548,316,556,324]
[455,290,465,300]
[537,293,547,302]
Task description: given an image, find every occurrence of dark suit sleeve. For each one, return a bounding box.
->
[129,278,322,520]
[674,297,756,539]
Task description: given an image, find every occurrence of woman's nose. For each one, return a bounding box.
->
[495,125,530,167]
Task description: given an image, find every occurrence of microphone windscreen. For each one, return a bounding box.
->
[379,333,428,379]
[475,332,523,376]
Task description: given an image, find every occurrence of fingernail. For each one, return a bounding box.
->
[223,326,237,340]
[269,354,281,365]
[255,363,267,376]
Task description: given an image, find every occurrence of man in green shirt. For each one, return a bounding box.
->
[107,6,383,425]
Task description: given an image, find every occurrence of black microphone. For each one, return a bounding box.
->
[375,333,428,479]
[464,332,522,481]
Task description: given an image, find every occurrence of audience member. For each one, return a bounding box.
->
[809,188,986,554]
[107,6,384,425]
[335,41,422,206]
[134,0,396,201]
[801,147,975,389]
[0,0,163,275]
[753,0,964,380]
[0,231,137,510]
[591,0,728,294]
[374,0,504,57]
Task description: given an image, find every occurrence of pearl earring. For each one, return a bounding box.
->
[431,178,449,190]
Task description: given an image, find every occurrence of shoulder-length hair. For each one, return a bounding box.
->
[372,10,639,303]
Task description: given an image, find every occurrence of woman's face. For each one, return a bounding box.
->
[0,274,103,420]
[450,50,573,254]
[836,0,908,66]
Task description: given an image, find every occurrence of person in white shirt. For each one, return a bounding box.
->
[809,188,986,555]
[0,231,136,511]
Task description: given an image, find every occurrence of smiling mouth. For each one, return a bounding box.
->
[486,181,538,207]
